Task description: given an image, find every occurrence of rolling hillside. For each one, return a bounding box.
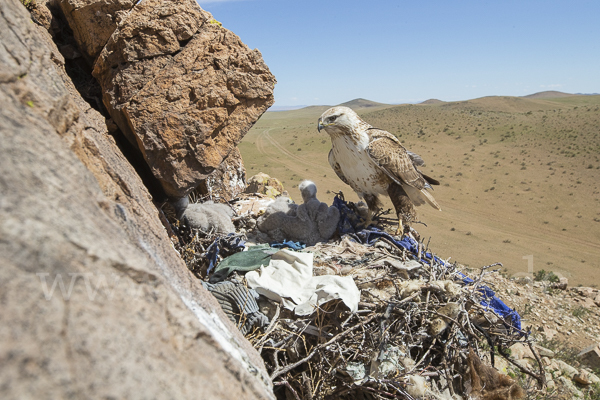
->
[239,95,600,286]
[522,90,575,99]
[339,98,389,108]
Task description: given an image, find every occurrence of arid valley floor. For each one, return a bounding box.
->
[240,93,600,286]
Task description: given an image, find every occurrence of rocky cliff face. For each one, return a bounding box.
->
[90,0,276,198]
[0,0,274,398]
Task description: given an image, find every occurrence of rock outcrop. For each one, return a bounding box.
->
[245,172,286,198]
[91,0,276,198]
[58,0,137,62]
[0,1,273,398]
[195,147,247,202]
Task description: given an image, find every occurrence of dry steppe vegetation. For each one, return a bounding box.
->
[240,94,600,286]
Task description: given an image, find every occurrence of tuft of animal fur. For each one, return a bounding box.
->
[467,349,525,400]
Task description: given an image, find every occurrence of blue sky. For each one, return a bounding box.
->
[197,0,600,106]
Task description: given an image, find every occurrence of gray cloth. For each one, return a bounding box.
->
[202,281,269,335]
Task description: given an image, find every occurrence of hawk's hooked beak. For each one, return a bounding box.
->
[317,117,324,132]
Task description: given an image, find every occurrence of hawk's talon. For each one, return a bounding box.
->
[394,220,405,237]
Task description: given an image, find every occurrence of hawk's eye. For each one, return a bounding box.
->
[328,116,336,122]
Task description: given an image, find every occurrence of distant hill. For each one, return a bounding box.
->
[339,98,388,109]
[420,99,444,105]
[268,99,388,113]
[522,91,573,99]
[267,105,308,112]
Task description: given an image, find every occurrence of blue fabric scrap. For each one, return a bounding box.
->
[270,240,306,250]
[331,195,522,333]
[204,233,246,274]
[460,273,522,332]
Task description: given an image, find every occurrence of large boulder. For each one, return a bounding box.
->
[245,172,286,199]
[58,0,137,62]
[0,1,273,398]
[92,0,276,198]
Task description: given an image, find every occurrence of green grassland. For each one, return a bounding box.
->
[239,95,600,286]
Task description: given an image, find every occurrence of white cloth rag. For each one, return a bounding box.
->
[245,249,360,316]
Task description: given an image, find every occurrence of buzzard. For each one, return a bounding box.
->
[317,106,440,234]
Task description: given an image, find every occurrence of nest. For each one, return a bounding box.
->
[245,255,539,399]
[162,195,546,400]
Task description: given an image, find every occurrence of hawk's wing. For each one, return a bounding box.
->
[366,128,441,210]
[407,151,425,166]
[366,129,426,190]
[328,149,349,185]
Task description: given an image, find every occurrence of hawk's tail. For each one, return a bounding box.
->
[420,189,441,211]
[422,173,440,186]
[403,184,442,211]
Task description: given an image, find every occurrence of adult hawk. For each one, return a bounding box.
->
[317,106,440,234]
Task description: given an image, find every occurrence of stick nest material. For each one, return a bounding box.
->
[247,256,535,400]
[163,195,543,400]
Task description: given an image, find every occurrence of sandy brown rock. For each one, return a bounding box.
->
[245,172,286,198]
[29,0,56,32]
[93,0,276,197]
[551,277,569,290]
[572,287,599,299]
[578,344,600,369]
[92,0,210,147]
[58,0,137,62]
[573,370,592,385]
[0,1,273,398]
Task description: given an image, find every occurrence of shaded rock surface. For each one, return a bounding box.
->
[58,0,137,62]
[195,146,247,202]
[578,344,600,370]
[91,0,276,198]
[0,1,273,398]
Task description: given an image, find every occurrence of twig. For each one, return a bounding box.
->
[414,338,437,369]
[302,372,314,400]
[497,344,544,389]
[270,312,383,380]
[273,380,301,400]
[271,350,280,371]
[472,322,495,367]
[527,341,546,389]
[255,304,281,350]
